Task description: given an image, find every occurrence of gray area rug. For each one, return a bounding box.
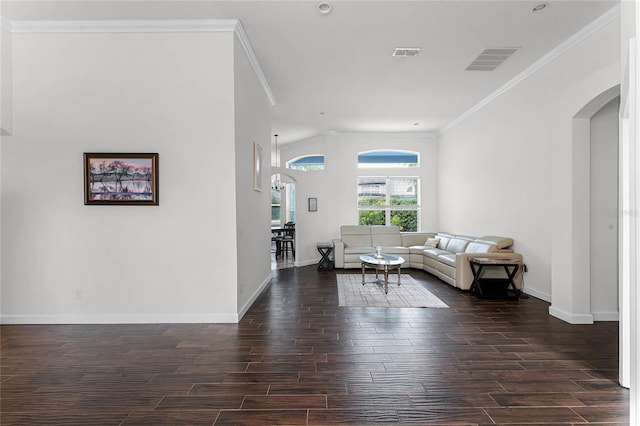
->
[336,274,449,308]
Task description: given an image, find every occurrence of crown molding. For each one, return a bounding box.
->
[440,3,621,135]
[233,20,276,106]
[326,129,438,139]
[6,18,276,106]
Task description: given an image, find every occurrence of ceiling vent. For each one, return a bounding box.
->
[465,47,519,71]
[392,47,421,57]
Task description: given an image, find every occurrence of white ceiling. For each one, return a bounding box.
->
[1,0,619,144]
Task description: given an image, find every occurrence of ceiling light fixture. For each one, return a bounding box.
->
[272,134,285,191]
[317,2,332,15]
[532,3,548,13]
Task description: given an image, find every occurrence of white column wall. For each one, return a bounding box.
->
[1,30,241,323]
[233,36,273,316]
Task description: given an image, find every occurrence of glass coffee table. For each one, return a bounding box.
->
[359,253,406,294]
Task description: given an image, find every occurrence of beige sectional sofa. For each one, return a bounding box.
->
[332,225,522,291]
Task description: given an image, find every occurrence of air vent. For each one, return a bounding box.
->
[465,47,519,71]
[392,47,421,57]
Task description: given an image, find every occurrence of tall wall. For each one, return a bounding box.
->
[0,23,269,323]
[438,12,620,310]
[233,35,273,314]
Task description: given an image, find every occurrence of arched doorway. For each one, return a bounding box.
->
[270,172,296,269]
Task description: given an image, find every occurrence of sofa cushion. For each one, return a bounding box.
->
[370,225,402,246]
[446,238,470,254]
[438,253,457,267]
[436,235,452,250]
[344,246,375,255]
[341,225,373,247]
[465,241,498,254]
[423,248,448,259]
[475,236,514,249]
[379,246,409,255]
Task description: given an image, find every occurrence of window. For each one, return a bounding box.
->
[358,150,418,168]
[357,177,419,231]
[287,155,325,171]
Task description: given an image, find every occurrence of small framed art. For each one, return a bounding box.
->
[84,152,159,205]
[308,197,317,212]
[254,142,263,192]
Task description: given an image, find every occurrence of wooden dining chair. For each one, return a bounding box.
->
[277,222,295,258]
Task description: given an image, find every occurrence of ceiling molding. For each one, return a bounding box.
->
[326,130,438,139]
[439,3,621,135]
[7,18,276,107]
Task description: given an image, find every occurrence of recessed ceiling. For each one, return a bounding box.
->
[1,1,619,144]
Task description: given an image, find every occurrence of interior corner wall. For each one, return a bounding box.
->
[1,30,240,323]
[438,16,620,307]
[233,36,272,316]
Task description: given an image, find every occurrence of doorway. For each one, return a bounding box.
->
[271,177,296,270]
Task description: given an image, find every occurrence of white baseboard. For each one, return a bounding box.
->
[521,286,551,302]
[592,311,620,321]
[549,305,594,324]
[237,273,272,320]
[0,313,239,324]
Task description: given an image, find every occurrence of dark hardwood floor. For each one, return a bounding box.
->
[1,265,628,425]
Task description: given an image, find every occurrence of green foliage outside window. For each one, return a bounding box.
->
[358,211,385,225]
[391,211,417,232]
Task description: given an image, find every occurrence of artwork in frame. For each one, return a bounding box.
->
[84,152,159,205]
[308,197,317,212]
[254,142,263,192]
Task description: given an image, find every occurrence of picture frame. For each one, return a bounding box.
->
[254,142,263,192]
[84,152,159,206]
[308,197,317,212]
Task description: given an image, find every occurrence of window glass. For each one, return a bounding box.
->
[358,150,418,168]
[357,177,419,232]
[288,155,325,171]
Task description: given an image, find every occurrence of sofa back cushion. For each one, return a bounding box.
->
[371,225,402,246]
[446,238,470,253]
[341,225,373,247]
[465,241,498,253]
[436,234,452,250]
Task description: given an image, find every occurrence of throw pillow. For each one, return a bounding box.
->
[424,237,440,248]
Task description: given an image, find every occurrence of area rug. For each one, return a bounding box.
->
[336,274,449,308]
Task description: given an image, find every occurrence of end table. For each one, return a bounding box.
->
[316,242,334,270]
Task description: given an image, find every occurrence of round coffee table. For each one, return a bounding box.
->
[359,253,406,294]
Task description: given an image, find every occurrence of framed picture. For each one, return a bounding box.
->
[308,197,317,212]
[84,153,159,205]
[254,142,263,192]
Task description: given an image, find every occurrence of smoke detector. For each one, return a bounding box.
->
[317,2,332,15]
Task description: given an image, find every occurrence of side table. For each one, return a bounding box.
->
[469,257,521,299]
[317,242,334,270]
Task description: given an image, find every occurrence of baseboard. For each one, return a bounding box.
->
[237,273,272,320]
[592,311,620,321]
[549,305,594,324]
[521,286,551,303]
[0,313,239,325]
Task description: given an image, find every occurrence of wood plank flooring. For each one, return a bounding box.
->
[1,266,628,425]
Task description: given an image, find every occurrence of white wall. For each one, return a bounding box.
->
[233,36,273,314]
[590,97,620,320]
[1,28,251,323]
[438,14,620,307]
[280,131,439,266]
[1,18,12,136]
